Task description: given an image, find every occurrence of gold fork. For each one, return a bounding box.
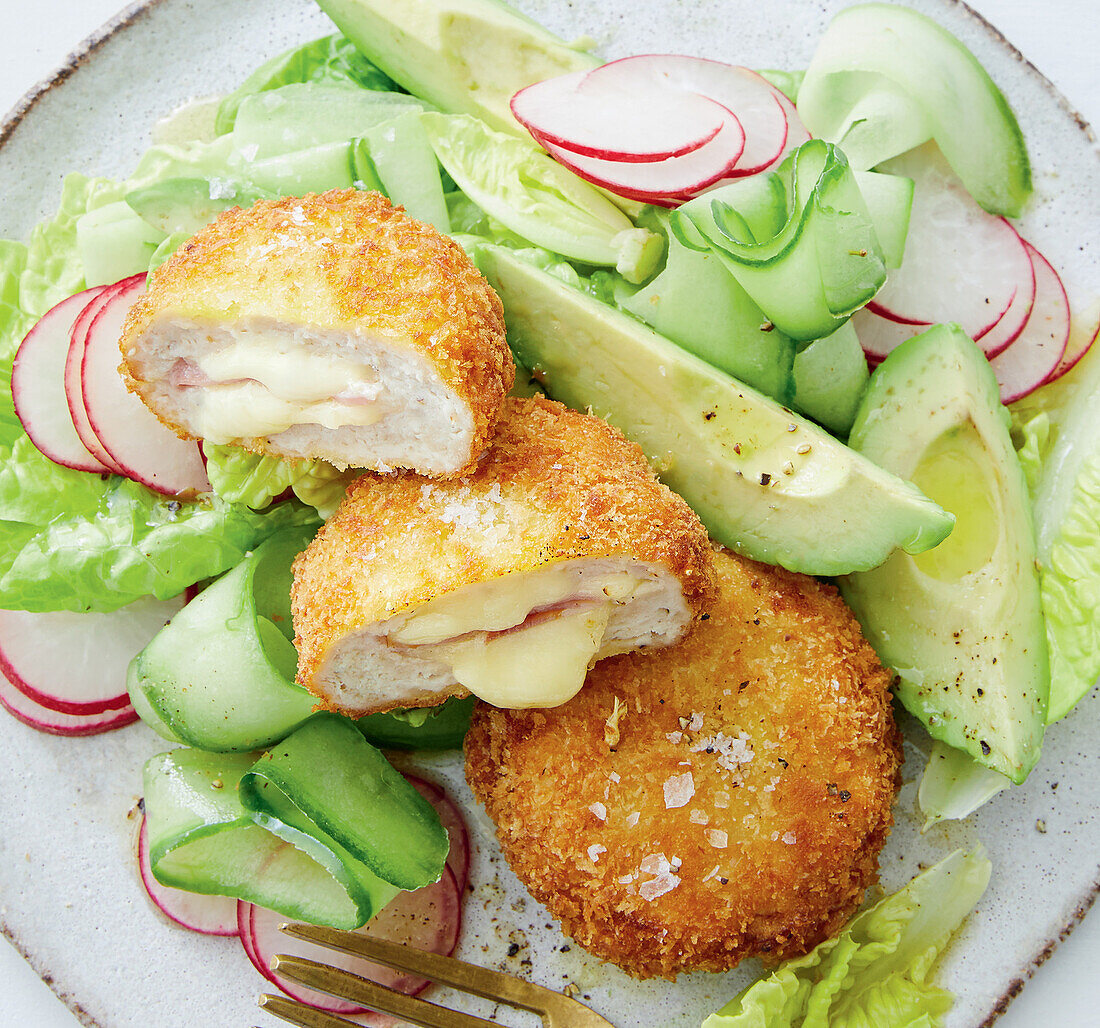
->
[255,922,617,1028]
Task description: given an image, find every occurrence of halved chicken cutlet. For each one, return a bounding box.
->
[119,189,513,477]
[291,395,717,716]
[465,546,902,979]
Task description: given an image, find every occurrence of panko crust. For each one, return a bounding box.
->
[291,395,717,704]
[119,189,513,473]
[465,547,902,979]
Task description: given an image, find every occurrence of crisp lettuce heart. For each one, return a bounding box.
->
[702,849,991,1028]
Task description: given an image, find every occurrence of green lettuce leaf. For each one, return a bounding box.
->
[215,34,401,135]
[0,435,319,612]
[421,112,663,283]
[202,443,356,519]
[702,849,991,1028]
[1011,335,1100,722]
[0,239,31,450]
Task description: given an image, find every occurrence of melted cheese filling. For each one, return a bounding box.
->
[194,339,383,441]
[387,568,655,708]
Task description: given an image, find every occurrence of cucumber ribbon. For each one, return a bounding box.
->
[143,714,449,929]
[671,140,894,341]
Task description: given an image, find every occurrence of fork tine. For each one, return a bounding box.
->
[271,954,499,1028]
[281,922,577,1015]
[257,993,360,1028]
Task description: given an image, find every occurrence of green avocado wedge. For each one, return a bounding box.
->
[797,3,1031,216]
[841,324,1048,783]
[475,244,952,576]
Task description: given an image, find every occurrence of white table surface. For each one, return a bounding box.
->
[1,1,1097,1026]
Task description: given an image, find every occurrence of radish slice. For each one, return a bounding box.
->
[511,68,726,163]
[66,283,126,475]
[851,304,928,362]
[12,285,114,473]
[404,775,470,893]
[588,56,791,178]
[868,146,1032,339]
[0,669,138,736]
[244,864,462,1016]
[967,246,1037,360]
[990,243,1071,403]
[80,276,210,496]
[1046,310,1098,384]
[137,815,238,936]
[0,595,185,715]
[540,113,745,200]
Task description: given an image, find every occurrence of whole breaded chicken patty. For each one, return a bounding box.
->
[465,547,902,979]
[119,189,513,477]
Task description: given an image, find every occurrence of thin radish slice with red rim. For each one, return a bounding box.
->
[587,56,791,178]
[1046,311,1098,384]
[12,285,113,473]
[245,863,462,1016]
[539,113,745,201]
[511,68,726,163]
[66,283,126,474]
[0,595,185,715]
[851,304,928,362]
[0,670,138,736]
[404,774,470,893]
[137,815,238,936]
[81,276,210,496]
[990,242,1070,403]
[868,146,1032,339]
[970,250,1037,360]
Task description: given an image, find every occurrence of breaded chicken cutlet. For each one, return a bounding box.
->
[119,189,513,477]
[465,547,902,979]
[292,395,716,716]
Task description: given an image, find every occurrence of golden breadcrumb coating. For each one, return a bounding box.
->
[465,547,902,979]
[292,395,717,711]
[119,189,513,474]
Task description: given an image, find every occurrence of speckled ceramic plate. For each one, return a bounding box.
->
[0,2,1097,1026]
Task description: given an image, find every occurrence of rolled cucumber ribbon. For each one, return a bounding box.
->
[144,715,448,929]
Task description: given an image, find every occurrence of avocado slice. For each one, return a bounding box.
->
[475,244,952,576]
[840,324,1048,783]
[314,0,599,136]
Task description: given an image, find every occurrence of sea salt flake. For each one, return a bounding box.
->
[587,844,606,862]
[639,873,680,901]
[690,731,755,772]
[689,809,709,825]
[617,874,636,885]
[290,205,307,224]
[208,177,237,200]
[625,812,640,828]
[639,853,671,876]
[703,865,722,883]
[706,829,729,849]
[688,711,704,731]
[608,772,621,784]
[666,730,684,745]
[588,802,607,821]
[663,772,695,809]
[782,832,797,845]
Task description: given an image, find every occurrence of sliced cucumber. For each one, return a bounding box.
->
[476,244,952,576]
[129,525,318,751]
[797,3,1031,216]
[75,201,165,287]
[616,210,795,402]
[241,141,357,195]
[674,140,886,341]
[125,177,271,237]
[790,321,869,435]
[358,112,450,232]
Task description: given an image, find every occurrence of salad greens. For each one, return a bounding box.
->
[702,850,992,1028]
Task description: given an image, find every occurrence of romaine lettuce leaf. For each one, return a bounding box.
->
[214,34,401,135]
[702,849,991,1028]
[0,239,31,450]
